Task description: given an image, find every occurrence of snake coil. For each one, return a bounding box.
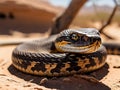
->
[12,28,120,76]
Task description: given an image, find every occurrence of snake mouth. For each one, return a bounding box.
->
[55,40,101,53]
[77,41,101,53]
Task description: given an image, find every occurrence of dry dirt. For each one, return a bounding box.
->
[0,24,120,90]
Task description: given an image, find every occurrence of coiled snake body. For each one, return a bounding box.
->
[12,28,120,76]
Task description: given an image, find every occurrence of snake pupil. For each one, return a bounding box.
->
[71,33,79,41]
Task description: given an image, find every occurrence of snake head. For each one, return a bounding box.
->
[55,28,101,53]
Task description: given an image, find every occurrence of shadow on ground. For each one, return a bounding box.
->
[8,63,111,90]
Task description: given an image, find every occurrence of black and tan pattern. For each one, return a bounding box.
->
[12,28,120,76]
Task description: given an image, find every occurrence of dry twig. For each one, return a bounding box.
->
[50,0,87,35]
[99,0,118,39]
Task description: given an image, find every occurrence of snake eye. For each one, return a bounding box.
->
[70,33,79,41]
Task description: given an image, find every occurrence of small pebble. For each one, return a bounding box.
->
[40,78,48,84]
[63,78,71,82]
[23,84,31,87]
[34,87,43,90]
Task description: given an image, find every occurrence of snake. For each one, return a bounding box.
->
[11,28,120,76]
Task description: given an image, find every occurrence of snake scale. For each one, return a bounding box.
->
[12,28,120,76]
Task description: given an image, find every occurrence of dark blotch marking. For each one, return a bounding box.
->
[66,54,82,72]
[12,58,31,70]
[84,47,107,68]
[66,61,80,72]
[12,51,46,71]
[85,55,96,68]
[31,62,46,72]
[51,62,65,73]
[20,61,31,69]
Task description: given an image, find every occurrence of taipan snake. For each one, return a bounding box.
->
[10,28,120,76]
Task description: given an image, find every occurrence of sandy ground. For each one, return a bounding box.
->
[0,24,120,90]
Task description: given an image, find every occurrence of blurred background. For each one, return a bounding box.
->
[0,0,120,39]
[0,1,120,90]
